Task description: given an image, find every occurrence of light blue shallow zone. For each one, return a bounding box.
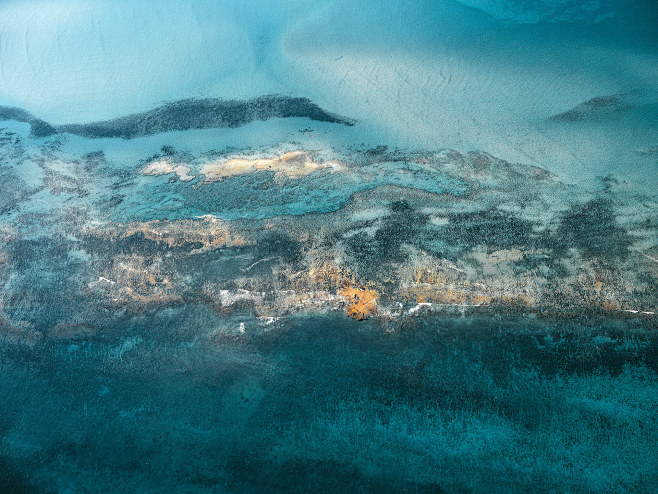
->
[1,0,657,190]
[111,164,467,222]
[1,118,468,223]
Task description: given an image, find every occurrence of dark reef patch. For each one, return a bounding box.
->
[0,454,34,494]
[549,94,632,122]
[0,106,57,138]
[346,200,430,274]
[555,197,632,261]
[0,96,354,140]
[225,455,445,494]
[0,291,657,492]
[256,232,304,267]
[3,237,89,332]
[442,209,534,250]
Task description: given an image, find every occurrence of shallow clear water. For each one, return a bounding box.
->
[0,1,657,492]
[1,0,657,190]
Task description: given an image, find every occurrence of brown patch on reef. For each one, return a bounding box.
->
[87,254,183,307]
[403,283,492,307]
[412,266,448,284]
[66,211,658,323]
[307,261,379,320]
[87,216,249,252]
[340,286,379,320]
[0,314,42,347]
[269,260,379,320]
[0,226,15,244]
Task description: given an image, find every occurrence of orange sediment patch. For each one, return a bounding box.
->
[340,286,379,320]
[288,260,379,320]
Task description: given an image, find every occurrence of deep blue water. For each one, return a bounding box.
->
[1,312,657,492]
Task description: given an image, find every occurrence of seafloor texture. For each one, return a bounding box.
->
[1,0,657,493]
[1,124,657,493]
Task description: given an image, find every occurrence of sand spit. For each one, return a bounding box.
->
[200,151,346,182]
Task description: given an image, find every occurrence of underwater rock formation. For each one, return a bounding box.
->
[0,96,354,139]
[1,136,654,331]
[0,116,656,494]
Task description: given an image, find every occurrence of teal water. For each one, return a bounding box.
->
[1,1,658,492]
[1,312,656,492]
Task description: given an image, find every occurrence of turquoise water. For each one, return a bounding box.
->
[1,1,657,492]
[1,0,656,190]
